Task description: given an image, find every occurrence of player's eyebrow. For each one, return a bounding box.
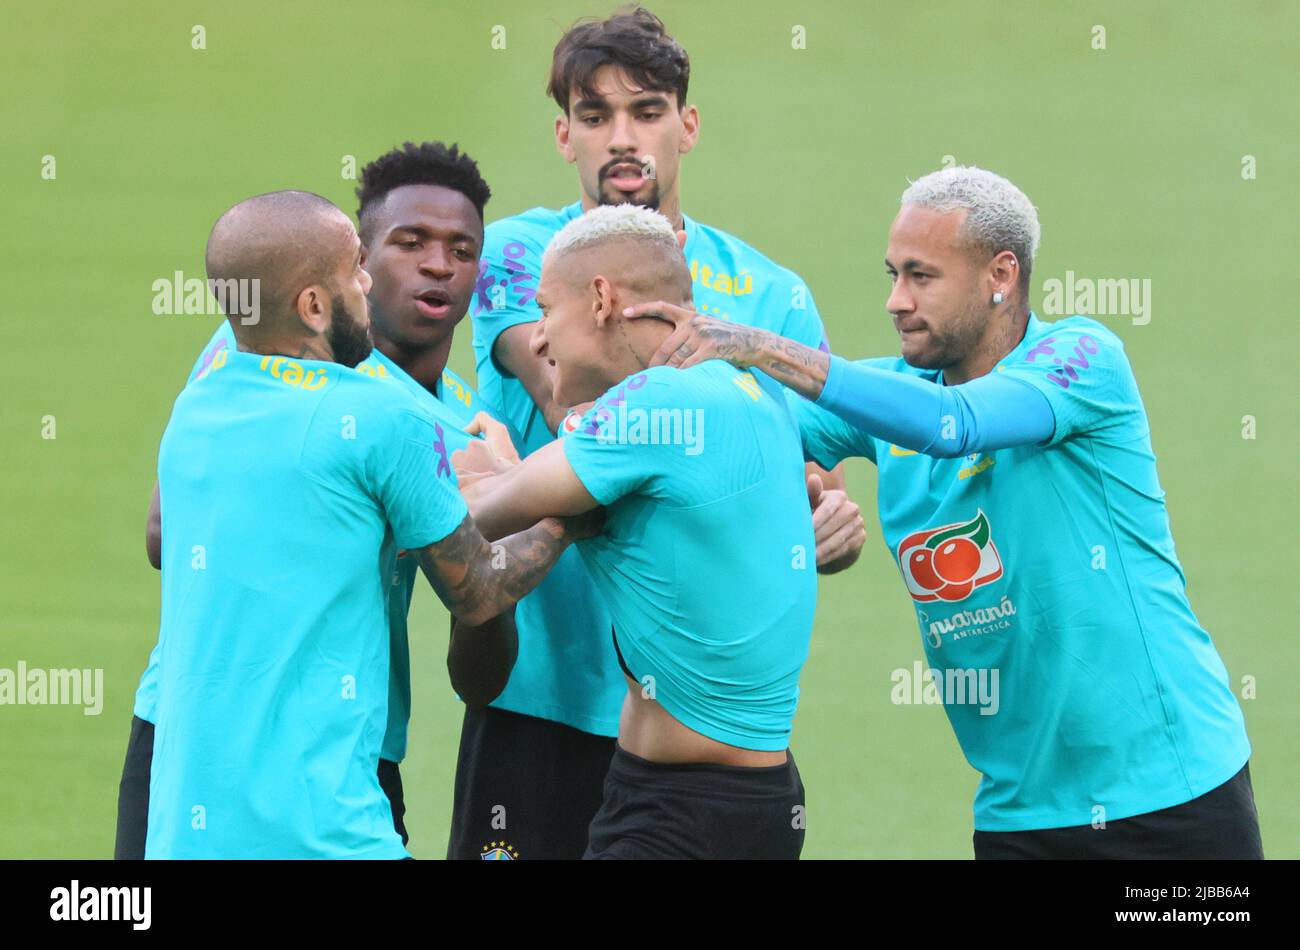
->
[572,96,611,114]
[389,223,480,246]
[630,94,671,110]
[884,257,938,273]
[573,93,671,113]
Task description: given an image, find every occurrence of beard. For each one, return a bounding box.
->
[901,299,988,372]
[327,296,374,368]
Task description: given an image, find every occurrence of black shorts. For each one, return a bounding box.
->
[113,714,410,858]
[114,715,154,860]
[973,762,1264,859]
[377,757,409,847]
[584,745,806,860]
[447,704,616,860]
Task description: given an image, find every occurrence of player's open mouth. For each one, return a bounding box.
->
[605,162,648,192]
[415,289,452,318]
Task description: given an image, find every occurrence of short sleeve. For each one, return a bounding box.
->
[470,224,546,378]
[999,323,1147,445]
[372,407,469,550]
[561,371,675,505]
[786,386,877,467]
[187,321,236,383]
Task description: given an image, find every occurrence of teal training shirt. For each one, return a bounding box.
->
[470,201,829,735]
[134,322,486,764]
[145,350,467,858]
[562,361,818,751]
[792,314,1251,830]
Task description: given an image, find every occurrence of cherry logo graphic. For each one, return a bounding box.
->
[896,510,1003,603]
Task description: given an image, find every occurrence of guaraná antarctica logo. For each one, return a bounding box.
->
[897,509,1003,603]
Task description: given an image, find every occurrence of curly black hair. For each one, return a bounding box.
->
[355,142,491,240]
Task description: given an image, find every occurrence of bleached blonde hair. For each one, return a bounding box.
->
[543,203,680,268]
[902,166,1041,292]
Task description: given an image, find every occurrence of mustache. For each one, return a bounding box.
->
[598,156,651,180]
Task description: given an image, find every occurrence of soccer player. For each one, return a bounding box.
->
[453,3,863,860]
[454,204,816,859]
[144,190,589,859]
[117,144,512,857]
[629,166,1263,859]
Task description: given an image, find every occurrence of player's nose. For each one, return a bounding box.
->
[530,320,548,357]
[607,111,638,153]
[419,245,454,277]
[359,267,373,295]
[886,280,913,317]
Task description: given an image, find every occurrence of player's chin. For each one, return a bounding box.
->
[600,184,657,209]
[898,337,937,369]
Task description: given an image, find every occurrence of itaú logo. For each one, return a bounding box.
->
[897,510,1003,603]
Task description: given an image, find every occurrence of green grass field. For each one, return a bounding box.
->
[3,0,1297,859]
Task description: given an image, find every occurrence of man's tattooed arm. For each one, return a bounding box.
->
[416,514,572,628]
[628,301,832,401]
[728,325,831,401]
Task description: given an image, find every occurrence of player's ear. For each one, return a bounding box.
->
[555,114,576,164]
[591,275,615,327]
[988,250,1018,303]
[679,104,700,155]
[296,284,330,335]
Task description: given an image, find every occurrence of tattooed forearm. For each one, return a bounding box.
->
[753,333,831,401]
[418,515,569,626]
[691,323,830,400]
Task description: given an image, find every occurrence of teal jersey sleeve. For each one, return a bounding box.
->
[368,403,468,550]
[560,372,668,505]
[997,319,1147,445]
[472,223,547,378]
[305,377,468,551]
[786,380,878,467]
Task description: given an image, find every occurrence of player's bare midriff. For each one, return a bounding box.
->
[616,675,789,767]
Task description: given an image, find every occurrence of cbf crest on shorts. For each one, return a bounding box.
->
[480,841,520,860]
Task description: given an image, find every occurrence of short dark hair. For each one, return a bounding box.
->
[355,142,491,241]
[547,5,690,114]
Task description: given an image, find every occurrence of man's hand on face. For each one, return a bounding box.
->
[621,299,769,371]
[807,473,867,573]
